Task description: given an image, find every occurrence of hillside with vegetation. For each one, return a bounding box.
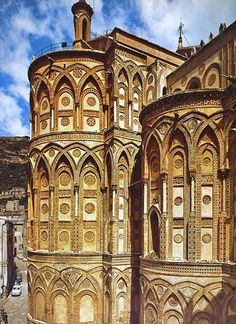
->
[0,136,29,191]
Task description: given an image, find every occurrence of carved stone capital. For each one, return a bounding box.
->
[189,166,196,179]
[110,217,116,224]
[112,185,117,192]
[161,212,168,221]
[33,188,38,195]
[74,184,79,192]
[218,168,229,179]
[49,186,55,193]
[143,178,149,185]
[160,172,168,181]
[101,187,107,194]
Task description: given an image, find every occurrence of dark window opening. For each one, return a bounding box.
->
[82,19,87,40]
[150,211,160,256]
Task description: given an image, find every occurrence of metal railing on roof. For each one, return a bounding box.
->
[33,41,74,59]
[32,31,112,60]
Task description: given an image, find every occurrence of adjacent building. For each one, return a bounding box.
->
[27,1,236,323]
[0,219,15,298]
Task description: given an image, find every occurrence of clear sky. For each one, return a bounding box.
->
[0,0,235,136]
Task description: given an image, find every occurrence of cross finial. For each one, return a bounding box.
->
[177,19,184,49]
[178,19,184,38]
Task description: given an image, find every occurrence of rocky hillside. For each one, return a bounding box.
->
[0,136,29,191]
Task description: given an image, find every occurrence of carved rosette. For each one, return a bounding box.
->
[174,197,183,206]
[61,97,70,106]
[118,281,125,290]
[42,100,48,111]
[187,118,198,131]
[168,296,178,307]
[41,176,49,187]
[208,74,216,86]
[73,149,81,157]
[202,233,212,243]
[174,159,183,169]
[203,157,211,165]
[41,204,49,214]
[41,231,48,241]
[84,203,95,214]
[41,120,48,130]
[49,148,55,157]
[146,307,155,321]
[60,173,71,186]
[60,203,70,214]
[158,123,169,135]
[148,75,154,84]
[84,174,96,186]
[174,234,183,243]
[59,231,69,242]
[87,97,96,107]
[156,285,164,295]
[61,117,70,126]
[202,195,211,205]
[84,231,95,242]
[86,117,96,126]
[73,68,83,78]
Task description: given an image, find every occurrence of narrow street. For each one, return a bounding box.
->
[0,259,28,324]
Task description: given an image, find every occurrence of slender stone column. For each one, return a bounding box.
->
[162,176,167,214]
[161,173,168,258]
[35,114,38,135]
[143,180,149,255]
[33,188,38,251]
[101,187,107,252]
[74,185,79,251]
[128,101,132,128]
[49,185,55,252]
[190,175,195,212]
[111,185,117,253]
[219,169,229,261]
[188,171,196,261]
[114,98,117,124]
[50,105,54,129]
[75,103,79,128]
[103,105,108,129]
[74,185,79,217]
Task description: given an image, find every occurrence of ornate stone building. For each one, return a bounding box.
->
[140,22,236,324]
[27,1,236,323]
